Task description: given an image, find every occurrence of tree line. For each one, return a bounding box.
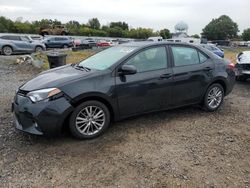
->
[0,15,250,41]
[0,16,171,39]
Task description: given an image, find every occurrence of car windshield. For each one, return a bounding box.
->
[78,46,136,70]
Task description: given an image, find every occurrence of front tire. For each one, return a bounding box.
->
[203,84,224,112]
[69,101,110,139]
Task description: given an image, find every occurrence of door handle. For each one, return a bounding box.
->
[203,67,212,71]
[159,73,172,79]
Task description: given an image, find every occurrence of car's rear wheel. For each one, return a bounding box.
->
[203,83,224,111]
[2,46,13,56]
[35,46,44,52]
[69,100,110,139]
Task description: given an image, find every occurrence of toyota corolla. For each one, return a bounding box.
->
[12,42,235,139]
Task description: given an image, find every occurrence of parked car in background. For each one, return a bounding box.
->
[43,36,73,49]
[13,42,235,139]
[97,40,111,47]
[148,36,163,42]
[199,44,224,58]
[39,25,69,36]
[0,34,46,55]
[74,38,97,49]
[235,51,250,81]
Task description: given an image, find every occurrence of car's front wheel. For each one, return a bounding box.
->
[203,83,224,111]
[69,100,110,139]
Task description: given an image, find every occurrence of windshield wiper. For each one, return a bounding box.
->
[73,64,91,72]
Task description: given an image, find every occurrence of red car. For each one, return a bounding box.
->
[97,40,111,47]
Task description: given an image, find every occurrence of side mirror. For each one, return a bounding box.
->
[118,65,137,75]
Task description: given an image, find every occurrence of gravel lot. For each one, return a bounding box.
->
[0,59,249,187]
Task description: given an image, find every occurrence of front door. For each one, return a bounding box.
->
[115,46,173,118]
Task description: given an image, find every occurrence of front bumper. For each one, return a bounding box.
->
[12,94,74,136]
[235,64,250,77]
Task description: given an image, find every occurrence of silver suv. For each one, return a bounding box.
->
[0,34,46,55]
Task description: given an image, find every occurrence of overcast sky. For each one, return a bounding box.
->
[0,0,249,35]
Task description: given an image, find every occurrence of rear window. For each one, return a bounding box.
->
[55,37,68,41]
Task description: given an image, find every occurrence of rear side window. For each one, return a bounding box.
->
[55,37,68,41]
[8,36,21,41]
[1,35,20,41]
[171,46,200,67]
[0,36,10,40]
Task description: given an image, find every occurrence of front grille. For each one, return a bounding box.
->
[237,64,250,70]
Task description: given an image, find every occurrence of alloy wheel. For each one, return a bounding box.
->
[35,46,43,52]
[75,105,105,136]
[207,86,223,109]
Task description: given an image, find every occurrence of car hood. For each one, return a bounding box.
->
[20,65,95,91]
[237,52,250,64]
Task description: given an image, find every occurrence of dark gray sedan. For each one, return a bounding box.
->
[12,42,235,139]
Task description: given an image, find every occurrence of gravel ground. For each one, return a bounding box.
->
[0,59,249,188]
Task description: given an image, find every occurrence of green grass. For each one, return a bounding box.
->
[32,50,96,70]
[223,47,249,64]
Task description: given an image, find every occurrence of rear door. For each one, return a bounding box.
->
[170,45,214,106]
[115,46,173,118]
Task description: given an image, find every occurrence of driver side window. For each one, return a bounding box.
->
[125,47,168,73]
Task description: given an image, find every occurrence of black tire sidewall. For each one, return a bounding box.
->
[3,46,12,56]
[35,46,43,52]
[203,84,224,112]
[69,100,110,139]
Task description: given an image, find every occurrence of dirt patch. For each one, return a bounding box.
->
[0,62,249,187]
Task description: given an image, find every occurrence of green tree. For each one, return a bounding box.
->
[0,16,16,33]
[107,27,124,37]
[87,18,100,29]
[191,34,200,38]
[110,22,129,30]
[159,29,171,39]
[242,28,250,41]
[202,15,239,40]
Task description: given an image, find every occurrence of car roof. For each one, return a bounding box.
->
[120,41,197,47]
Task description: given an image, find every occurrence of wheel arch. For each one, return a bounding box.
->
[209,79,227,94]
[71,94,116,122]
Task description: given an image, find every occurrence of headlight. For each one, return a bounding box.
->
[27,88,61,102]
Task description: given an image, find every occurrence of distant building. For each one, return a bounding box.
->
[167,21,201,44]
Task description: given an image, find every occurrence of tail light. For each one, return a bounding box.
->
[227,63,235,70]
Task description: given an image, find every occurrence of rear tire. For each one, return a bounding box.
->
[35,46,44,52]
[2,46,13,56]
[203,83,224,112]
[69,100,110,139]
